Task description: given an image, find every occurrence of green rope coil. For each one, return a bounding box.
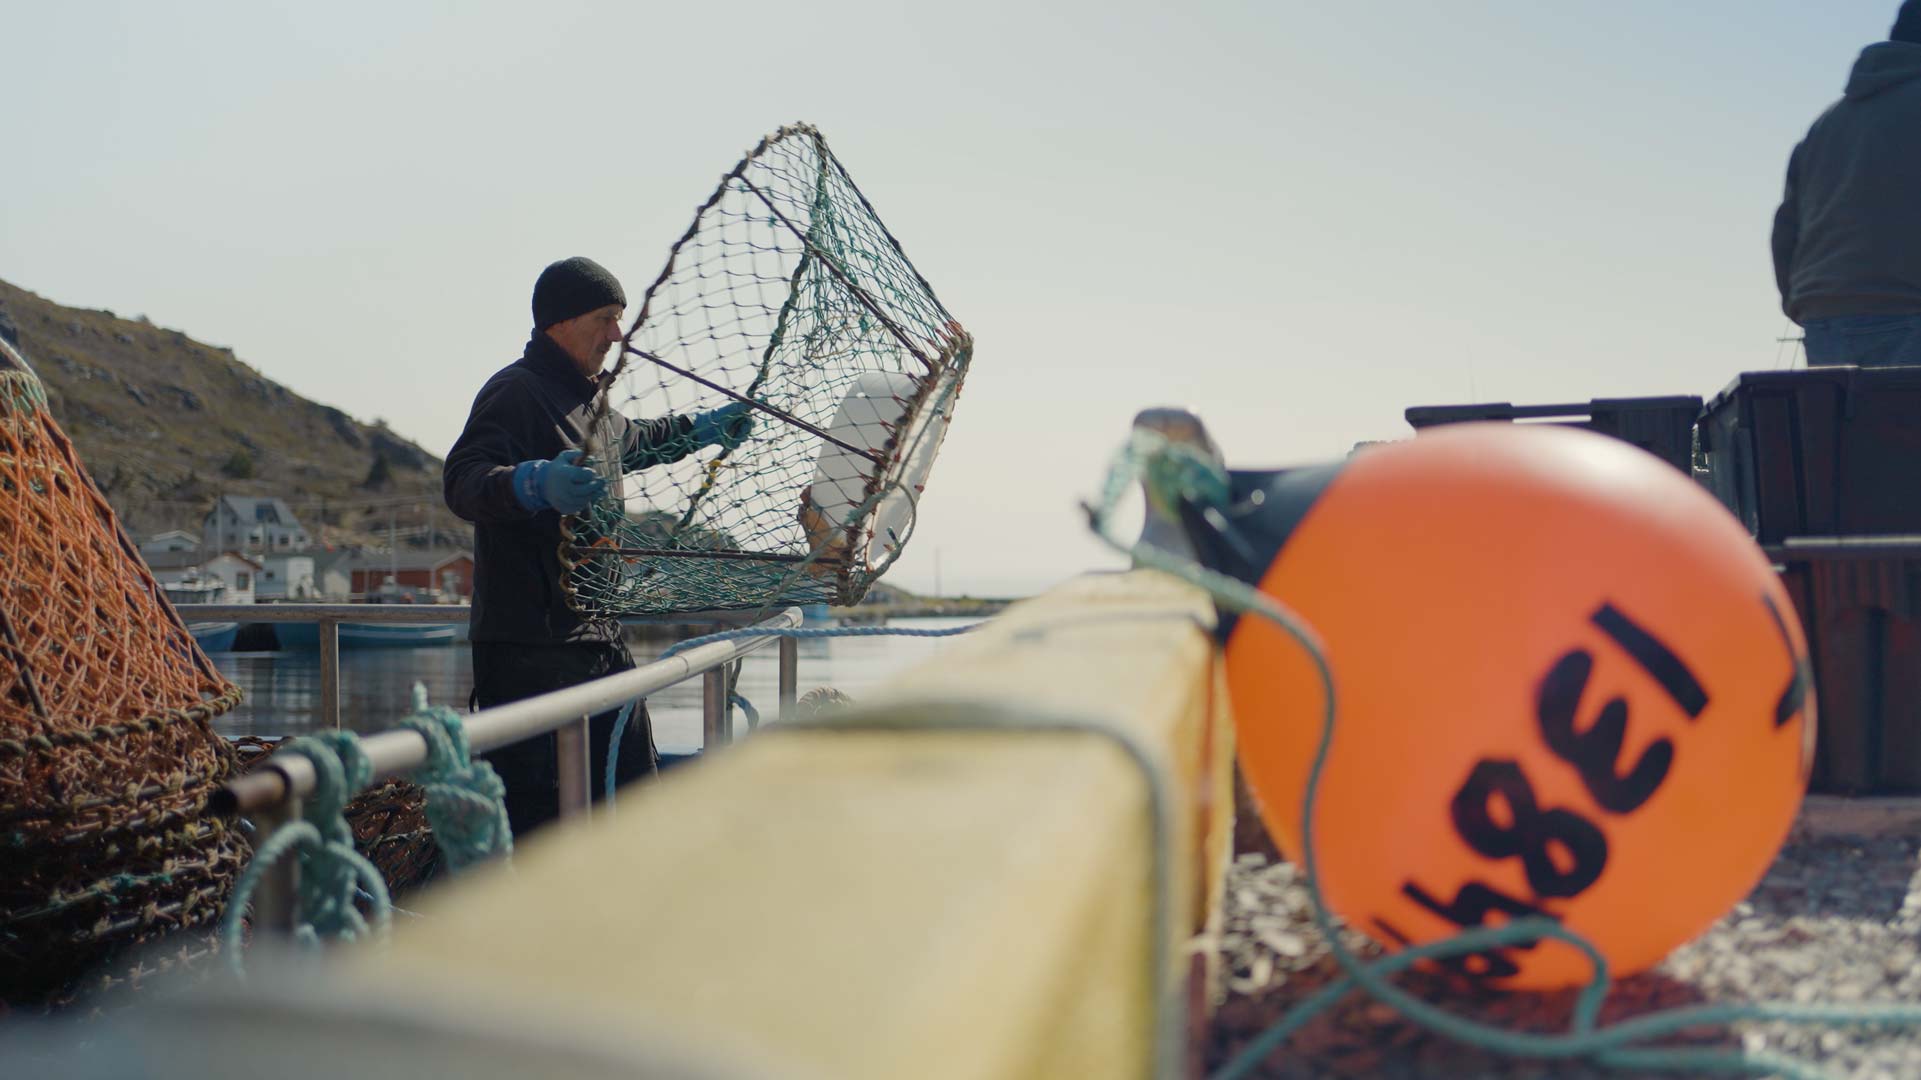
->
[218,732,390,972]
[0,368,49,413]
[396,682,513,873]
[218,690,513,972]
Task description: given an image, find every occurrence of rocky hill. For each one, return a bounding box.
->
[0,277,461,548]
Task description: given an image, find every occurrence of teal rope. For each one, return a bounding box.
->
[396,682,513,873]
[604,698,638,805]
[218,732,391,973]
[731,691,760,731]
[220,692,510,972]
[602,622,982,808]
[1084,429,1921,1080]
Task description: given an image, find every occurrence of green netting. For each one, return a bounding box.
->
[561,123,972,617]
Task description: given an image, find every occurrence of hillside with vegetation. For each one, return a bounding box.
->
[0,277,461,548]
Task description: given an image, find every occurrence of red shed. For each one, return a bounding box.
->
[351,550,474,600]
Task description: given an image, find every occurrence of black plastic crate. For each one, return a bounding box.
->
[1773,539,1921,794]
[1404,395,1702,474]
[1699,367,1921,544]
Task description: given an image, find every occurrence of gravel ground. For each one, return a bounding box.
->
[1204,831,1921,1079]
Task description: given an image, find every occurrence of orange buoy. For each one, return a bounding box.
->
[1189,423,1814,989]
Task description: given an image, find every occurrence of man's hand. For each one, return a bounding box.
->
[690,401,755,451]
[512,449,608,515]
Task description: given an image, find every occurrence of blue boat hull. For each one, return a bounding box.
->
[187,621,240,652]
[269,622,462,650]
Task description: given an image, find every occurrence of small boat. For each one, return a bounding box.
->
[187,621,240,652]
[270,622,462,650]
[338,623,460,648]
[164,577,228,606]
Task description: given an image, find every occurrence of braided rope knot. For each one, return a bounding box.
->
[287,731,387,948]
[1139,433,1230,518]
[218,732,390,972]
[396,682,512,874]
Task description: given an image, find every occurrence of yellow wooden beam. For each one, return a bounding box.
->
[338,569,1232,1079]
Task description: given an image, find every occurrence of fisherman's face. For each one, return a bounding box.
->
[547,304,626,378]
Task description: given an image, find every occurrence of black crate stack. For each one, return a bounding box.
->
[1698,369,1921,794]
[1406,374,1921,794]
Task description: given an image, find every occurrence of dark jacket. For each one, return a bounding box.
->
[1773,42,1921,322]
[444,333,693,644]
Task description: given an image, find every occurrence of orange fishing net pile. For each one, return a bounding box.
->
[0,336,245,1011]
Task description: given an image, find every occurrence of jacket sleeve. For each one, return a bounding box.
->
[1771,142,1803,315]
[444,377,538,524]
[620,413,699,472]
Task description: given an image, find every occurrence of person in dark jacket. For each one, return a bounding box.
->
[1772,1,1921,366]
[444,256,751,835]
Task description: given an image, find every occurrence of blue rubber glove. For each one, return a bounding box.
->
[511,449,607,514]
[689,401,755,451]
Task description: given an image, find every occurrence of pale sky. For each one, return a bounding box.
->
[0,1,1901,596]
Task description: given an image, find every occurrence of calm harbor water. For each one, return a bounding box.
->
[208,618,978,754]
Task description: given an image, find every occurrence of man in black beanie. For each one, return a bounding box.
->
[1772,1,1921,366]
[444,257,753,835]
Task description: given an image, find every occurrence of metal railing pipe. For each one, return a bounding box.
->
[1764,535,1921,560]
[177,603,472,623]
[213,607,801,815]
[178,603,789,626]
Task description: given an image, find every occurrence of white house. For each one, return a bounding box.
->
[256,553,318,601]
[314,550,357,601]
[204,496,311,554]
[140,529,201,556]
[195,553,262,605]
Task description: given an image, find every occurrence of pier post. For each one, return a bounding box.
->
[555,717,591,819]
[318,618,341,730]
[702,666,731,748]
[248,794,302,935]
[778,637,798,723]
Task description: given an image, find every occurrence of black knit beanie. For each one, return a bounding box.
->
[1895,0,1921,44]
[532,257,626,330]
